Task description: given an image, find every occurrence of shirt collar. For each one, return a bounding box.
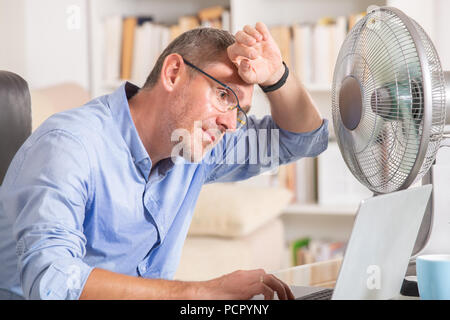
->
[107,82,150,166]
[107,82,175,181]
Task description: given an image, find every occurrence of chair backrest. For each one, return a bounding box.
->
[0,71,32,184]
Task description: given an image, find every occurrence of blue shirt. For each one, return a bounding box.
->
[0,82,328,299]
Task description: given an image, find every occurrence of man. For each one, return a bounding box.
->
[0,22,328,300]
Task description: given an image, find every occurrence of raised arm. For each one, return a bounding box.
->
[227,22,323,133]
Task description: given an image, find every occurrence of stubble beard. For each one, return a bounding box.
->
[168,89,209,163]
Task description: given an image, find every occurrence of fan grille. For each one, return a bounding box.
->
[332,7,446,194]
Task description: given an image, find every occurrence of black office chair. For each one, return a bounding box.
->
[0,71,30,299]
[0,71,32,185]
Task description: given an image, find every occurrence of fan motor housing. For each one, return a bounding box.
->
[339,76,363,131]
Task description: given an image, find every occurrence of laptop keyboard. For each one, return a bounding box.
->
[295,288,334,300]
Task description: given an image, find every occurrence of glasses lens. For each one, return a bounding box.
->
[213,87,247,130]
[214,87,238,112]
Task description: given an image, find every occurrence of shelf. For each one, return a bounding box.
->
[102,80,333,93]
[304,83,332,92]
[283,203,358,216]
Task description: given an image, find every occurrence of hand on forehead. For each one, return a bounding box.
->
[226,22,283,86]
[228,22,270,65]
[204,57,253,98]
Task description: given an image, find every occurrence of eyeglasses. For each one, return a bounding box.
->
[183,58,248,130]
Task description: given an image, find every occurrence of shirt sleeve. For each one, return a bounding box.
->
[203,115,329,184]
[3,130,94,299]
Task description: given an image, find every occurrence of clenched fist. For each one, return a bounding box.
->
[227,22,285,86]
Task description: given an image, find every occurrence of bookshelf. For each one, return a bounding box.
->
[283,203,358,217]
[88,0,231,97]
[88,0,388,97]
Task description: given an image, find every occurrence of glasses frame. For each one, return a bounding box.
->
[183,58,249,130]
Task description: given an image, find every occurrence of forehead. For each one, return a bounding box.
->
[201,58,253,101]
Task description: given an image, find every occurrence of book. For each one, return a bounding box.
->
[295,157,317,204]
[269,25,292,68]
[131,21,152,86]
[103,15,123,85]
[198,5,224,22]
[198,5,232,30]
[331,16,347,78]
[317,141,372,205]
[292,23,313,84]
[277,163,296,202]
[312,18,334,85]
[348,12,366,31]
[120,16,137,80]
[170,24,182,41]
[178,15,200,33]
[221,9,230,32]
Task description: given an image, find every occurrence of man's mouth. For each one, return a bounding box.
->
[202,127,223,144]
[202,129,215,143]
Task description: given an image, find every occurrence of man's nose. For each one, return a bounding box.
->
[216,109,236,131]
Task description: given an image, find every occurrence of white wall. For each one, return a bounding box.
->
[23,0,90,90]
[387,0,435,40]
[0,0,90,90]
[387,0,450,69]
[435,0,450,70]
[231,0,386,32]
[0,0,27,78]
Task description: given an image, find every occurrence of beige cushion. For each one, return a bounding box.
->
[30,83,90,131]
[188,183,292,238]
[176,218,285,281]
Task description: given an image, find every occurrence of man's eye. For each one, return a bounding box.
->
[218,89,228,99]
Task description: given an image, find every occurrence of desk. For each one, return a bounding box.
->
[270,259,420,300]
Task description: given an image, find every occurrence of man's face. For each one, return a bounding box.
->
[170,55,253,163]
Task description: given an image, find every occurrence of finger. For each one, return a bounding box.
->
[272,274,295,300]
[261,283,275,300]
[227,44,258,62]
[235,30,257,46]
[243,24,263,41]
[255,22,271,41]
[246,270,273,300]
[262,274,288,300]
[238,59,256,83]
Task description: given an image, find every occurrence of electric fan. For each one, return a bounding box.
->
[332,6,450,272]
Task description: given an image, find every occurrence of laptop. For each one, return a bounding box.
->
[283,184,432,300]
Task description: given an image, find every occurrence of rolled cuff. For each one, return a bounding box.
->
[32,258,93,300]
[276,118,329,160]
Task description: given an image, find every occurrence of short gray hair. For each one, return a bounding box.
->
[142,27,235,89]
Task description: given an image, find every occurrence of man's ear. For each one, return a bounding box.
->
[160,53,185,92]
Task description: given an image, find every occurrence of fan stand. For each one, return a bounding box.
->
[402,135,450,296]
[411,70,450,262]
[416,140,450,252]
[397,69,450,296]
